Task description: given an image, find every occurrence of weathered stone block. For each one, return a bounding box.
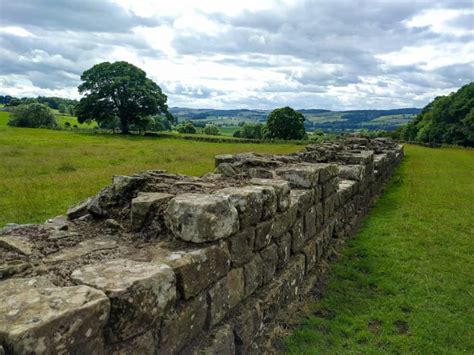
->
[249,167,273,179]
[313,163,338,183]
[250,178,290,211]
[280,255,306,303]
[189,324,235,355]
[159,293,208,354]
[339,164,366,181]
[269,209,295,239]
[302,239,317,272]
[304,206,317,239]
[275,232,292,270]
[130,192,173,231]
[208,268,244,326]
[44,238,118,264]
[0,277,110,354]
[243,255,263,297]
[254,219,273,250]
[165,193,239,243]
[227,227,255,267]
[71,259,175,342]
[323,194,337,224]
[232,301,262,353]
[67,196,93,220]
[322,177,339,199]
[275,164,320,188]
[216,186,265,227]
[260,185,278,220]
[291,218,305,253]
[289,189,314,217]
[259,243,278,284]
[154,244,231,300]
[315,202,324,229]
[0,235,33,256]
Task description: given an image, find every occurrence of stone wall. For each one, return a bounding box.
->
[0,137,403,354]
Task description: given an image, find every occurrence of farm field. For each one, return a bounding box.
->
[286,144,474,353]
[0,113,300,227]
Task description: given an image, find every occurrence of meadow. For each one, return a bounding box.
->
[0,111,299,226]
[286,144,474,353]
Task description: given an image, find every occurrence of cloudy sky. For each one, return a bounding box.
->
[0,0,473,110]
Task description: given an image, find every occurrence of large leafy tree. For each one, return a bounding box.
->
[267,106,306,140]
[8,103,57,128]
[76,61,173,134]
[401,82,474,146]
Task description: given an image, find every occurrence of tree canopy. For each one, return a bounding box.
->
[401,82,474,147]
[75,61,173,134]
[8,103,58,128]
[266,106,306,140]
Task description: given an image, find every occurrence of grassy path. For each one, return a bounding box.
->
[0,121,299,227]
[286,145,474,353]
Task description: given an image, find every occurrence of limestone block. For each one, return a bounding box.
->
[322,177,339,199]
[208,270,245,326]
[44,238,118,264]
[323,194,337,224]
[258,278,285,322]
[259,243,278,284]
[254,220,272,250]
[243,255,263,297]
[338,165,366,181]
[67,196,93,219]
[280,255,306,303]
[338,150,374,165]
[0,277,110,354]
[269,209,295,239]
[0,235,33,256]
[105,331,156,355]
[227,227,255,267]
[289,189,314,217]
[216,186,265,227]
[71,259,175,342]
[312,163,338,183]
[291,218,305,253]
[315,202,324,229]
[304,206,317,239]
[249,167,274,179]
[250,178,290,211]
[154,244,231,300]
[0,260,29,279]
[259,185,278,220]
[232,301,262,352]
[275,232,292,270]
[302,240,317,272]
[189,324,235,355]
[130,192,173,231]
[44,215,68,231]
[159,293,208,354]
[165,193,239,243]
[275,164,320,188]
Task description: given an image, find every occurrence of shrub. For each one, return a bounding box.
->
[176,121,197,134]
[203,124,221,136]
[8,103,58,128]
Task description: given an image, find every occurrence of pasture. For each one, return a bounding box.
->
[0,112,299,226]
[286,144,474,353]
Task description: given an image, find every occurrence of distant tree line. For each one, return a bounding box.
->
[0,95,78,115]
[400,83,474,147]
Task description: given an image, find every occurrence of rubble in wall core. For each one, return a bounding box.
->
[0,137,403,354]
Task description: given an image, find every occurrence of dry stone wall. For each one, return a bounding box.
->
[0,137,403,354]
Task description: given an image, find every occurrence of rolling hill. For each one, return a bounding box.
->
[169,107,421,132]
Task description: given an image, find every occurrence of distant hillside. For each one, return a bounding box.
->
[169,107,421,131]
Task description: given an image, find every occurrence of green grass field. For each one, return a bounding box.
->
[286,145,474,354]
[0,112,299,226]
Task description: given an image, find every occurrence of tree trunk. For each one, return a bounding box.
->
[120,117,130,134]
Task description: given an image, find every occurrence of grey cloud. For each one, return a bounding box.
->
[0,0,160,33]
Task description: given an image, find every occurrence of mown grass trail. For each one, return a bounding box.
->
[0,115,300,227]
[286,145,474,354]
